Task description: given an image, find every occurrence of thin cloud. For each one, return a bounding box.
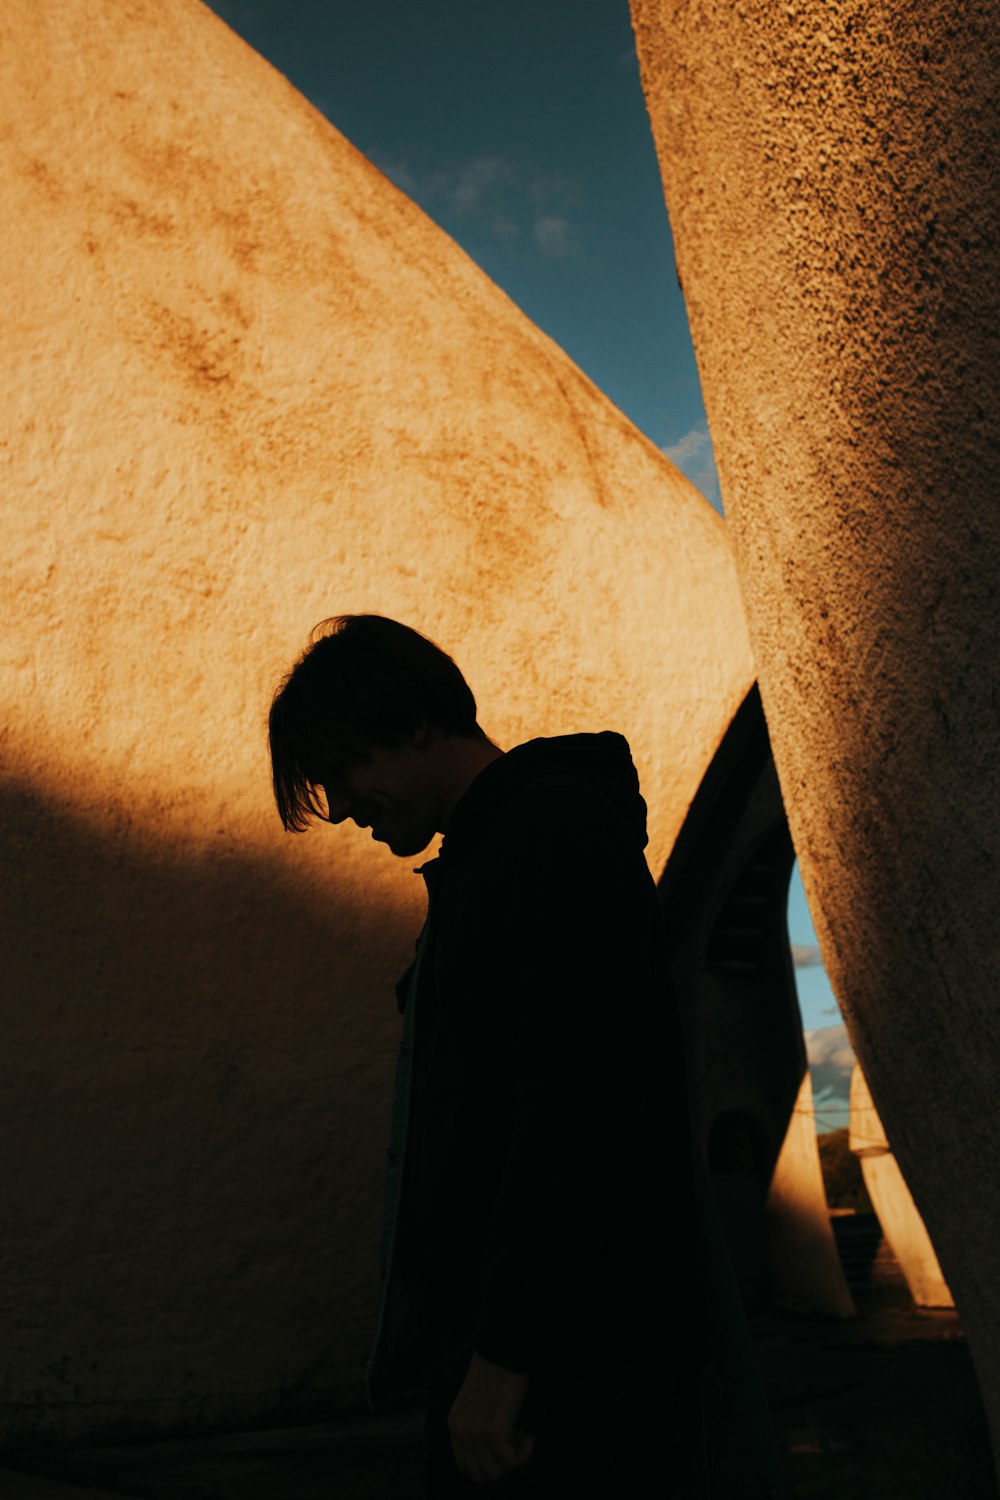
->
[533,214,575,259]
[805,1023,855,1071]
[439,155,517,217]
[663,428,705,463]
[662,426,723,512]
[791,942,823,969]
[804,1022,856,1134]
[366,148,581,258]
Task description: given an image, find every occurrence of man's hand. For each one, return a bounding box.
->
[447,1348,536,1484]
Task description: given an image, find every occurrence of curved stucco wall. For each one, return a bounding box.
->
[849,1065,953,1309]
[631,0,1000,1468]
[0,0,754,1442]
[767,1072,854,1319]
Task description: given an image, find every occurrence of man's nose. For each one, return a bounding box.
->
[323,790,352,825]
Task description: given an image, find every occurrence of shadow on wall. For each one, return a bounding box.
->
[0,774,411,1444]
[660,686,853,1319]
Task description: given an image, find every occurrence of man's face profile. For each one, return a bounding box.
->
[313,731,438,858]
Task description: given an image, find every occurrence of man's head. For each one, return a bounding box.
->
[269,614,496,856]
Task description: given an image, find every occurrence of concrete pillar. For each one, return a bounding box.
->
[631,0,1000,1469]
[850,1065,953,1308]
[767,1071,855,1318]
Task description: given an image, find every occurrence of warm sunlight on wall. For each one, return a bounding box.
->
[0,0,754,1441]
[766,1072,854,1318]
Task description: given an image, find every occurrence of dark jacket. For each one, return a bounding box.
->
[365,733,781,1495]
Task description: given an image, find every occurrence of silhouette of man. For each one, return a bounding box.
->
[269,614,779,1498]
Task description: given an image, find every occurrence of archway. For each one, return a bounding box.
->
[659,684,850,1316]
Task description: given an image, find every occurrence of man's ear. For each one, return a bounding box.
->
[407,716,431,750]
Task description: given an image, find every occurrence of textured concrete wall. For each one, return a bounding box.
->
[850,1065,953,1309]
[0,0,754,1444]
[631,0,1000,1465]
[767,1073,854,1318]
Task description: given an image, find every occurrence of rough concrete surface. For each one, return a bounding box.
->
[1,0,755,1448]
[631,0,1000,1475]
[767,1073,854,1319]
[850,1064,953,1308]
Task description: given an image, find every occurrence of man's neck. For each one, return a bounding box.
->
[435,732,504,833]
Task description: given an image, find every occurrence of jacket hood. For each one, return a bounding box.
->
[442,732,649,853]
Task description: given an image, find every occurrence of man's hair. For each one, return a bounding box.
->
[269,614,486,831]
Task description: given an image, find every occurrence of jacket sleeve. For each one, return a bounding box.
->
[469,785,683,1373]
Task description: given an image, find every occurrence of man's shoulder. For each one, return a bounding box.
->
[501,766,626,825]
[467,771,643,875]
[442,731,650,874]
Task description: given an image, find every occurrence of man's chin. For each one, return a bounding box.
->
[383,830,434,858]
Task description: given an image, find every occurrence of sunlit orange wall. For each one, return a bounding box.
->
[0,0,754,1442]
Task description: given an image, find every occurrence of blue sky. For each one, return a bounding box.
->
[789,865,853,1132]
[203,0,850,1126]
